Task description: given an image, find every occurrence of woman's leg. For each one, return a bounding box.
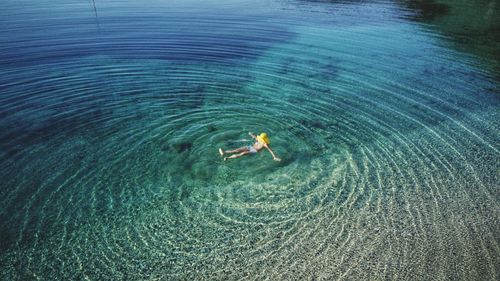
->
[224,151,250,161]
[220,146,248,155]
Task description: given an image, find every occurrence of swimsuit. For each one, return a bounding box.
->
[247,145,258,154]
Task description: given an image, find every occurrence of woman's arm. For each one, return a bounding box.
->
[264,144,281,161]
[248,132,257,139]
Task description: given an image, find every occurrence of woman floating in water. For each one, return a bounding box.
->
[219,132,281,161]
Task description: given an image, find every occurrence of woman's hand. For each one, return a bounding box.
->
[273,157,281,162]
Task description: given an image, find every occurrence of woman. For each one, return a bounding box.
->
[219,132,281,161]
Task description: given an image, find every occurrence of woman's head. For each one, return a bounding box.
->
[257,132,270,144]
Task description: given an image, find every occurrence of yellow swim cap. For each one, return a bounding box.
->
[257,132,270,144]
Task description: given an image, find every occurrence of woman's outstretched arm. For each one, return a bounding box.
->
[264,144,281,161]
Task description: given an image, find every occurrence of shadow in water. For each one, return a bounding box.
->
[399,0,450,20]
[90,0,101,31]
[294,0,500,78]
[399,0,500,76]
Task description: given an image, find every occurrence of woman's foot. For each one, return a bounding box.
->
[219,148,224,156]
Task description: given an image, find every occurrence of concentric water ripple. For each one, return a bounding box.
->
[0,0,499,280]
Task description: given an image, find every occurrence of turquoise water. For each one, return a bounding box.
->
[0,0,499,280]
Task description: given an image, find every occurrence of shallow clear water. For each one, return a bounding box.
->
[0,0,499,280]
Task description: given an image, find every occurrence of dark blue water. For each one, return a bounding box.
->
[1,0,499,280]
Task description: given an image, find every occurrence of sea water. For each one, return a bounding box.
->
[0,0,498,280]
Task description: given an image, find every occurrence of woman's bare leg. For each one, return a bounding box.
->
[224,151,250,161]
[219,146,248,156]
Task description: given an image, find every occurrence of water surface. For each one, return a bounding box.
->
[0,0,499,280]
